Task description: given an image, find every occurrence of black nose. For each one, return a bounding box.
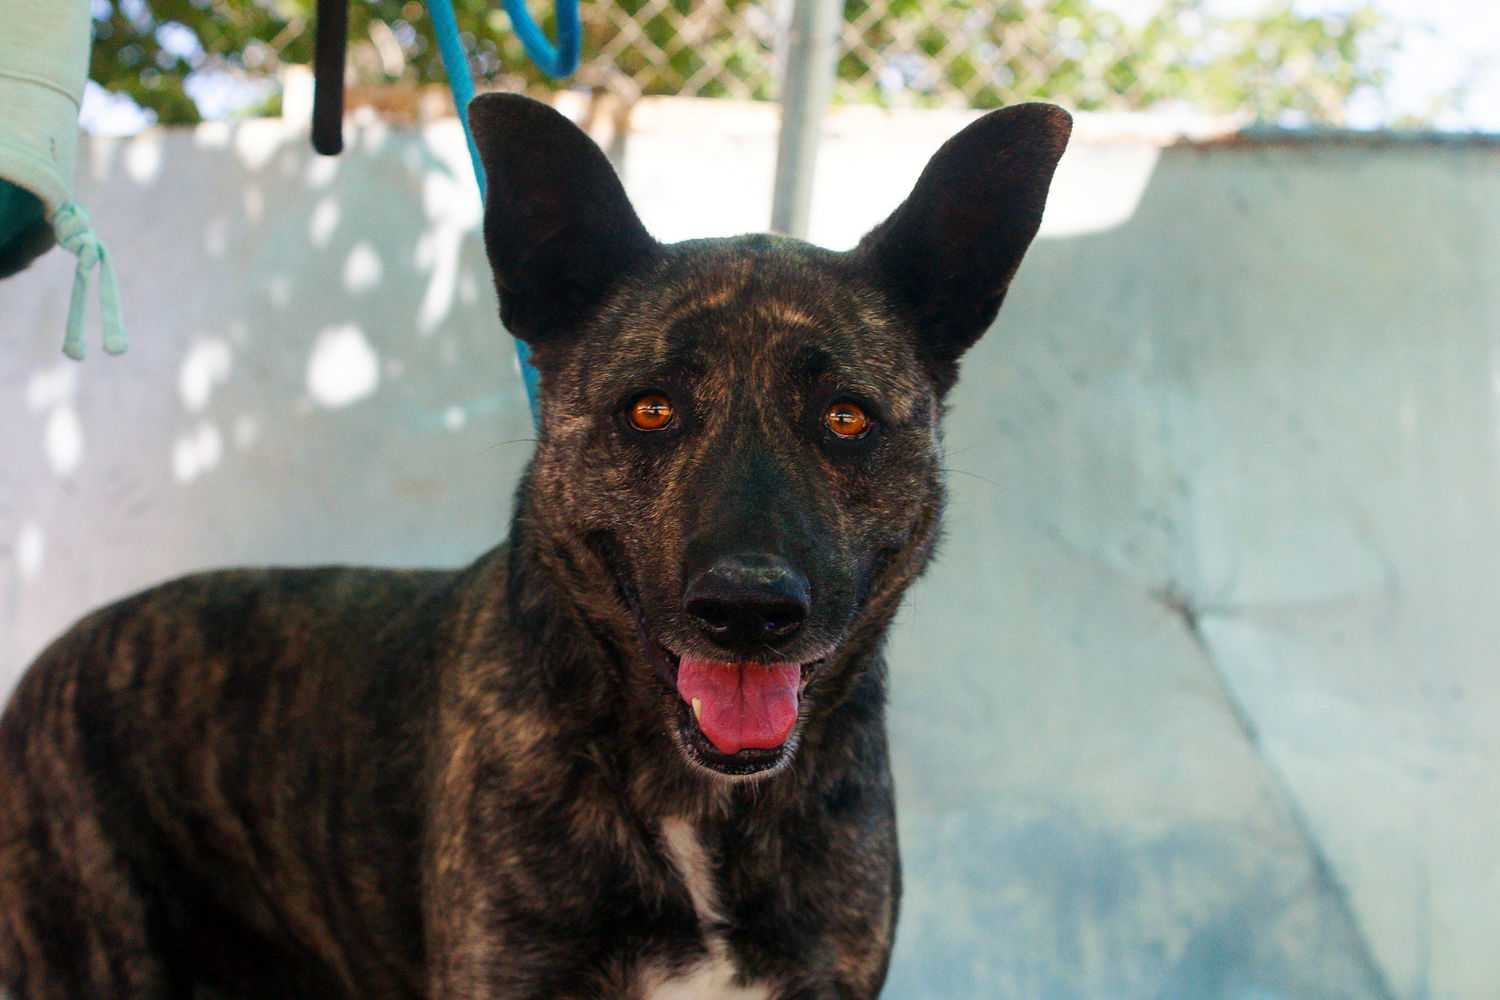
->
[684,554,810,652]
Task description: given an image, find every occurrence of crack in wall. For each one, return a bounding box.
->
[1154,586,1402,1000]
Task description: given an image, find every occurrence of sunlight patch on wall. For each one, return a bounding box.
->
[357,119,391,154]
[233,120,283,171]
[45,408,83,477]
[16,522,45,581]
[27,363,83,477]
[124,132,164,185]
[344,243,383,294]
[415,228,460,335]
[413,158,483,335]
[193,122,232,149]
[1038,145,1161,239]
[26,362,76,411]
[179,338,233,413]
[172,422,223,483]
[307,325,379,408]
[422,164,481,230]
[306,153,340,188]
[309,197,341,249]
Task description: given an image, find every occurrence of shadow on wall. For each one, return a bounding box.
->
[882,130,1500,1000]
[1,114,1497,1000]
[0,119,536,680]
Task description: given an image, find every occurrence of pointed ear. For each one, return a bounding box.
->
[468,93,660,349]
[852,103,1071,390]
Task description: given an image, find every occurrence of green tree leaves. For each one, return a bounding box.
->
[86,0,1419,127]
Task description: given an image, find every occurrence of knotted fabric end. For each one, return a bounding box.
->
[51,200,127,359]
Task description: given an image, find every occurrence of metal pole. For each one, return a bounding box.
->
[771,0,842,238]
[311,0,348,155]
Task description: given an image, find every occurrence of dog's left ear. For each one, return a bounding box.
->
[469,93,660,351]
[852,103,1071,391]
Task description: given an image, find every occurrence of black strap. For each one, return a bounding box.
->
[312,0,349,155]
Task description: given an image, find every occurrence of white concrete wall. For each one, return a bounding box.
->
[2,102,1497,1000]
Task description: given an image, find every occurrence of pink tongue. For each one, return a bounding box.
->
[676,657,801,756]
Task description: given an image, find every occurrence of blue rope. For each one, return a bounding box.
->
[428,0,581,423]
[504,0,582,77]
[427,0,480,173]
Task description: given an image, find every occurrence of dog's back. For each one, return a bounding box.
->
[0,566,457,996]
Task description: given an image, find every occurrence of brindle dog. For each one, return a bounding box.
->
[0,94,1069,999]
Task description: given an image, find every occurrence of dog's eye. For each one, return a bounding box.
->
[824,401,872,439]
[628,393,675,432]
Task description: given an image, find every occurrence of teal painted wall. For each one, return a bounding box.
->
[2,106,1496,999]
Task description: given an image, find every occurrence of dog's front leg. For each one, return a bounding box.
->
[423,753,593,999]
[424,829,627,1000]
[423,705,663,1000]
[426,837,672,1000]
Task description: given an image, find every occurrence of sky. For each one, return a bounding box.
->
[1269,0,1499,129]
[79,0,1500,134]
[1096,0,1498,127]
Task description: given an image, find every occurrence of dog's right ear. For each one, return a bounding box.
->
[852,103,1071,393]
[469,93,660,351]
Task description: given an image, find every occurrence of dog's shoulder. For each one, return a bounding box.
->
[6,563,468,745]
[68,562,458,657]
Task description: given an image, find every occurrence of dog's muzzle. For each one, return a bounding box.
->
[590,533,827,776]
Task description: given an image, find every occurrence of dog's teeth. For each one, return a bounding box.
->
[691,698,702,721]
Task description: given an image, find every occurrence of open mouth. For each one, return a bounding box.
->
[589,532,823,777]
[643,636,822,776]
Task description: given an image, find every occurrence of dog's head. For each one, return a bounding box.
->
[469,94,1069,779]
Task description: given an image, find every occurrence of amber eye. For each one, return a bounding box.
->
[628,393,675,432]
[824,400,872,439]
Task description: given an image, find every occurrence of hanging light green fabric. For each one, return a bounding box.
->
[0,0,127,358]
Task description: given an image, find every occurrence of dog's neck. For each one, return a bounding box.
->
[447,494,895,823]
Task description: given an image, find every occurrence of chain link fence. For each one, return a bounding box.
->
[554,0,1106,107]
[500,0,1411,125]
[80,0,1486,134]
[836,0,1155,110]
[579,0,777,102]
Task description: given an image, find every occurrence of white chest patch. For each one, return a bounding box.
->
[640,819,772,1000]
[638,956,771,1000]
